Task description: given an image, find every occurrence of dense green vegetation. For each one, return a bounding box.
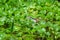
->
[0,0,60,40]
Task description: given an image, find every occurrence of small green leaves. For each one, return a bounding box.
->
[0,0,60,40]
